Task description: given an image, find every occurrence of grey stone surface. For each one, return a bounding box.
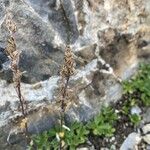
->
[142,123,150,134]
[0,0,150,149]
[120,133,141,150]
[0,0,149,83]
[143,134,150,145]
[0,0,62,83]
[0,47,8,70]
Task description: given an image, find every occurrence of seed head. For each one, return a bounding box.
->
[60,45,75,78]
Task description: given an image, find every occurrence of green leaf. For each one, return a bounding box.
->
[129,114,141,125]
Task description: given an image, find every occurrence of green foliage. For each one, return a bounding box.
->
[121,99,137,115]
[129,114,141,126]
[29,128,60,150]
[64,122,89,150]
[29,122,89,150]
[123,63,150,106]
[122,63,150,125]
[87,107,118,137]
[121,98,142,126]
[29,107,118,149]
[123,81,135,94]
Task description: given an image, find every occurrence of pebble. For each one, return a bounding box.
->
[77,148,89,150]
[110,137,115,142]
[142,123,150,134]
[32,82,42,89]
[143,134,150,144]
[110,145,116,150]
[106,138,109,142]
[131,106,142,115]
[120,132,141,150]
[77,145,95,150]
[115,109,119,113]
[101,148,109,150]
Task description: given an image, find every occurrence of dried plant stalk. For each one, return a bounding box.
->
[58,45,75,149]
[5,12,28,137]
[60,45,74,120]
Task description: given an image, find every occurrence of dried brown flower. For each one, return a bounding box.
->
[57,45,75,149]
[60,45,75,78]
[5,11,28,138]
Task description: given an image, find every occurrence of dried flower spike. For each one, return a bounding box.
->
[60,45,75,78]
[5,11,28,139]
[20,117,28,130]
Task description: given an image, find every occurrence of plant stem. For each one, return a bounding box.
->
[60,76,70,150]
[17,83,25,116]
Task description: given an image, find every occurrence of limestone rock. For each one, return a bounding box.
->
[120,133,141,150]
[0,0,62,83]
[142,123,150,134]
[0,0,150,149]
[0,0,149,83]
[143,134,150,145]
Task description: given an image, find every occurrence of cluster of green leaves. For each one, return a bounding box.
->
[122,63,150,125]
[121,98,141,126]
[87,107,118,137]
[63,122,89,150]
[29,130,58,150]
[129,114,141,126]
[29,122,89,150]
[29,107,118,149]
[122,98,137,115]
[123,63,150,106]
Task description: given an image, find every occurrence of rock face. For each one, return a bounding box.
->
[0,0,150,148]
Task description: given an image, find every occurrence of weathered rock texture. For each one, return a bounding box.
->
[0,0,150,149]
